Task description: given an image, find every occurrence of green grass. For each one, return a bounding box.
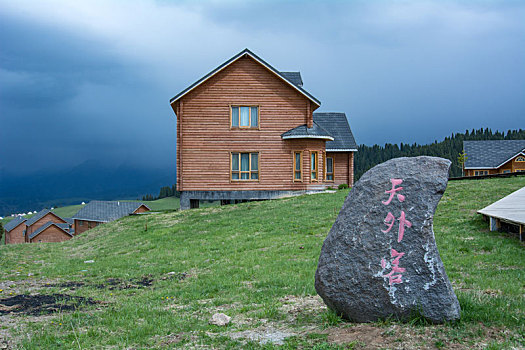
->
[0,178,524,349]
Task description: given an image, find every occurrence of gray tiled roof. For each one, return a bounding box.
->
[72,201,150,223]
[4,216,27,232]
[28,222,72,240]
[464,140,525,168]
[63,217,74,225]
[279,72,303,87]
[281,122,334,140]
[25,209,53,227]
[314,112,358,151]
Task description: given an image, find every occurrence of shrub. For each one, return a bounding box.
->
[338,183,349,190]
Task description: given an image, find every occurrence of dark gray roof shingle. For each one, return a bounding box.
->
[464,140,525,168]
[72,201,150,222]
[4,216,27,232]
[28,222,72,240]
[313,112,358,151]
[25,209,54,227]
[279,72,303,87]
[281,122,334,140]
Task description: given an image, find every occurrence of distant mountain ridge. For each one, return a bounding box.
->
[0,160,175,216]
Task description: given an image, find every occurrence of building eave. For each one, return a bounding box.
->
[282,135,334,141]
[326,148,358,152]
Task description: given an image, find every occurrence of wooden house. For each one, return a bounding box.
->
[4,209,73,244]
[24,209,69,242]
[28,222,73,243]
[463,140,525,176]
[4,216,27,244]
[170,49,357,209]
[72,201,150,235]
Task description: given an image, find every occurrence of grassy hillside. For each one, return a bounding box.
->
[0,178,524,349]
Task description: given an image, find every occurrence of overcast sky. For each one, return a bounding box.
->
[1,0,524,174]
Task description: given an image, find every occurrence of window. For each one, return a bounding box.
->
[293,151,302,181]
[503,170,510,173]
[231,106,259,128]
[231,152,259,180]
[311,151,318,181]
[325,156,334,181]
[516,156,525,162]
[78,220,84,226]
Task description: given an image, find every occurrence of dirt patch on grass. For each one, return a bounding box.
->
[279,295,327,318]
[322,323,517,350]
[0,293,97,316]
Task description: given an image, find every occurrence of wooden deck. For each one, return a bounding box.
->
[478,186,525,241]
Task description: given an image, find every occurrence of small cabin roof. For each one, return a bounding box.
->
[314,113,358,151]
[281,122,334,141]
[72,201,150,223]
[169,48,320,107]
[28,222,72,240]
[464,140,525,169]
[4,216,27,232]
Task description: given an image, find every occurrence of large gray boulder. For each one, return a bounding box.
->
[315,156,460,323]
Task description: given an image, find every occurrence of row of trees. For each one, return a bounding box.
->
[355,128,525,179]
[142,185,179,201]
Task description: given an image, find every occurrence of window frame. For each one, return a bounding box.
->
[325,155,334,182]
[230,105,260,129]
[516,156,525,162]
[230,151,260,182]
[311,151,319,182]
[293,151,303,182]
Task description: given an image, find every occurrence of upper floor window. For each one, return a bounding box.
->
[293,151,302,182]
[516,156,525,162]
[231,152,259,180]
[231,106,259,128]
[311,151,318,181]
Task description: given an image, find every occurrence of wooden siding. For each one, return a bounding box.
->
[133,205,150,214]
[74,219,101,235]
[30,226,71,243]
[25,213,66,243]
[174,55,325,192]
[327,152,354,187]
[5,223,26,244]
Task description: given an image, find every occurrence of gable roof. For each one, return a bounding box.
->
[281,122,334,140]
[170,48,320,107]
[464,140,525,169]
[313,113,358,151]
[28,222,72,240]
[4,216,27,232]
[25,209,65,227]
[279,72,303,87]
[72,201,150,223]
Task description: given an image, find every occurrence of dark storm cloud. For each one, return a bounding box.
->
[0,0,524,174]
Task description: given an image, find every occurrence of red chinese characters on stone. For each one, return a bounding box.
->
[382,178,406,205]
[380,178,411,285]
[381,249,406,285]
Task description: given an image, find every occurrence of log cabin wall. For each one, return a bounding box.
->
[5,224,25,244]
[25,213,66,242]
[175,56,323,192]
[74,219,101,235]
[30,226,71,243]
